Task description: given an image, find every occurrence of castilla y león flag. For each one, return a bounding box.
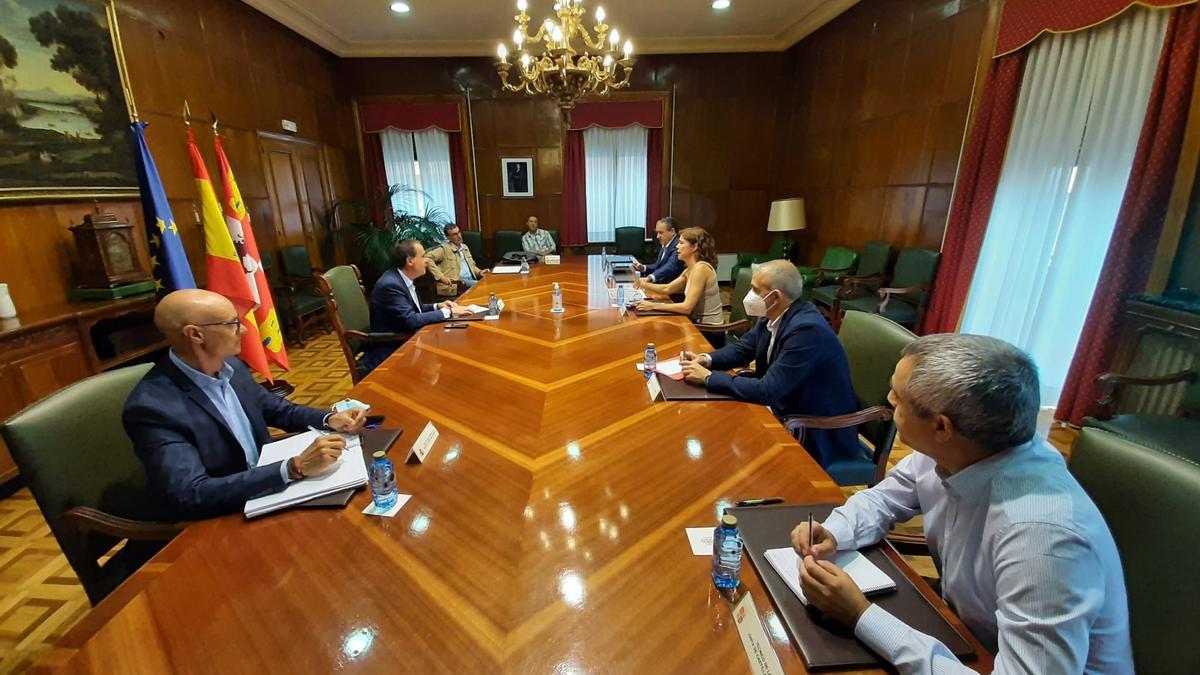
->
[213,134,289,372]
[186,127,275,381]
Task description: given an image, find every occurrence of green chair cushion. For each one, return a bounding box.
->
[825,442,878,487]
[1069,428,1200,675]
[728,267,754,330]
[891,248,941,306]
[842,296,919,326]
[858,240,895,278]
[280,245,315,277]
[495,230,523,257]
[292,291,327,316]
[810,284,840,308]
[462,230,484,263]
[819,246,857,272]
[615,227,644,255]
[1083,414,1200,463]
[322,266,369,334]
[545,228,561,252]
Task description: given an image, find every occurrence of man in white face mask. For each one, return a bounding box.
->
[680,260,860,468]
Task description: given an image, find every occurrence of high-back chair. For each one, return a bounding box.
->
[614,227,645,256]
[317,265,412,383]
[811,240,896,320]
[461,229,485,267]
[494,230,524,259]
[783,311,915,486]
[840,247,941,329]
[797,246,858,299]
[1,364,184,604]
[1069,427,1200,674]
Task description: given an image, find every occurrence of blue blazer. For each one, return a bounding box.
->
[122,356,329,519]
[645,235,684,285]
[360,268,446,372]
[705,301,860,468]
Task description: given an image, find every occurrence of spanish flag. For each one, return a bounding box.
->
[186,128,273,381]
[213,134,289,372]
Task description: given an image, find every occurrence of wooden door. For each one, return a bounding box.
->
[258,133,335,269]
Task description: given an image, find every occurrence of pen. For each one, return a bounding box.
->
[734,497,783,507]
[307,425,332,436]
[808,512,814,552]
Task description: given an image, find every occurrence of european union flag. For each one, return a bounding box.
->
[130,121,195,295]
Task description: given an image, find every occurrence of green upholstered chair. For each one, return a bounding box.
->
[841,248,941,329]
[783,311,915,486]
[1082,369,1200,461]
[614,227,645,256]
[264,252,328,348]
[811,240,896,318]
[797,246,857,300]
[461,229,485,267]
[1,364,184,605]
[494,230,524,259]
[729,237,789,285]
[1068,427,1200,674]
[544,228,561,253]
[317,265,412,383]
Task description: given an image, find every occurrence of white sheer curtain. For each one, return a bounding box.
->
[961,7,1168,405]
[379,129,420,215]
[412,128,457,224]
[584,125,648,243]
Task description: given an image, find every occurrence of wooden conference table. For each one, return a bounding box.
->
[37,258,989,673]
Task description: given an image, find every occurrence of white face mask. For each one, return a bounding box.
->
[743,289,774,317]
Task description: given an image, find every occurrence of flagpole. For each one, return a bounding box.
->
[107,2,138,122]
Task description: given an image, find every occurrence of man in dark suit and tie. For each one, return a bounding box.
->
[360,239,475,373]
[680,260,860,468]
[632,217,684,286]
[123,289,368,519]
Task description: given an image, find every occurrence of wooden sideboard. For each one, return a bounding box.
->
[0,295,164,484]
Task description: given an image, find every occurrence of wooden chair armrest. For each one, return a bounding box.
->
[877,284,930,297]
[837,274,886,298]
[696,320,751,334]
[62,506,185,542]
[345,329,413,344]
[886,531,930,556]
[782,406,893,431]
[1093,370,1198,420]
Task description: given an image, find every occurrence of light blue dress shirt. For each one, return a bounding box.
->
[454,243,475,281]
[822,440,1133,674]
[169,350,292,483]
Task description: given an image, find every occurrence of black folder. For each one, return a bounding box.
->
[727,503,975,670]
[654,373,735,401]
[297,427,403,509]
[629,307,676,317]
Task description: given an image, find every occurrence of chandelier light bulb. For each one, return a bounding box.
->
[552,25,564,44]
[517,0,527,10]
[623,40,632,57]
[543,18,554,32]
[609,28,619,47]
[514,29,524,45]
[498,44,508,60]
[595,6,605,23]
[520,53,531,67]
[603,54,613,67]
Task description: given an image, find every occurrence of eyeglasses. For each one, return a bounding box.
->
[194,318,242,329]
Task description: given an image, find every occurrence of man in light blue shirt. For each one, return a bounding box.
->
[791,334,1133,674]
[124,290,368,518]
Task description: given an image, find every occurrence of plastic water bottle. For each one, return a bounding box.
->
[520,258,530,274]
[616,284,625,307]
[552,282,563,312]
[488,292,500,317]
[601,246,607,268]
[712,514,743,588]
[368,451,398,510]
[643,342,657,380]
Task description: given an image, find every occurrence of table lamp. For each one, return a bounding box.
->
[766,198,806,262]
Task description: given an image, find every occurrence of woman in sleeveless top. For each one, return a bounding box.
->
[634,227,727,347]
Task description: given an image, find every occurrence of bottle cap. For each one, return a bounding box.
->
[721,514,738,527]
[372,451,387,459]
[647,342,655,347]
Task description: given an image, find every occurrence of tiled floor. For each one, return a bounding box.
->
[0,328,1078,673]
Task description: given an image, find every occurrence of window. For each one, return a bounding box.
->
[378,128,457,223]
[583,125,647,243]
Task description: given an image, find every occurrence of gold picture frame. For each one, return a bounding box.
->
[0,0,140,203]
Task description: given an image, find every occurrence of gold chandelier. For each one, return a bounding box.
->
[496,0,635,111]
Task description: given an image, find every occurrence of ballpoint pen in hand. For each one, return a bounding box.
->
[808,512,814,553]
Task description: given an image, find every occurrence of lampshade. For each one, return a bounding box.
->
[766,198,807,232]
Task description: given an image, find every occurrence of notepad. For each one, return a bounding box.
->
[764,548,896,605]
[492,266,522,274]
[635,358,684,379]
[243,430,369,519]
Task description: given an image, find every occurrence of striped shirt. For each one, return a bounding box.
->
[522,229,555,254]
[822,440,1133,674]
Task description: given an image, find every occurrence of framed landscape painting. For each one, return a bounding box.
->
[0,0,138,202]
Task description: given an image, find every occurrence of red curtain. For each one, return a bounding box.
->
[997,0,1194,56]
[1056,5,1200,424]
[923,53,1027,334]
[569,100,664,130]
[646,128,663,234]
[359,103,461,133]
[562,131,588,246]
[448,131,470,228]
[361,132,390,227]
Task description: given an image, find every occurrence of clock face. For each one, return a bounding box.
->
[102,230,135,274]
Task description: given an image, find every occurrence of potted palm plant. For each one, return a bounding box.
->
[328,185,451,288]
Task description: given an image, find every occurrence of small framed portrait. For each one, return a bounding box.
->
[501,157,533,198]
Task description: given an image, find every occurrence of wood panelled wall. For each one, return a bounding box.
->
[0,0,358,315]
[338,52,791,254]
[773,0,990,264]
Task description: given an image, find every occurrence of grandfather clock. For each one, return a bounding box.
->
[69,207,153,298]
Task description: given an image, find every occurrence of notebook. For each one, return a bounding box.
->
[764,548,896,605]
[243,430,369,519]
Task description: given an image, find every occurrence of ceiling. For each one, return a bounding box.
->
[239,0,859,57]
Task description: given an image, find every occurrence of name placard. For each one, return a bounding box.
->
[406,421,439,464]
[646,374,664,402]
[733,592,787,675]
